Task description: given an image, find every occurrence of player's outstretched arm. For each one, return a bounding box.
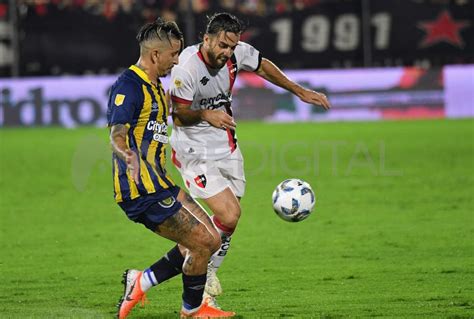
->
[110,124,139,183]
[172,102,236,129]
[255,58,331,110]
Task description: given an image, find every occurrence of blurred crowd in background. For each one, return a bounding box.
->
[8,0,323,21]
[6,0,469,21]
[0,0,472,76]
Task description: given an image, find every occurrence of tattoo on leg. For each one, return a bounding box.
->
[184,193,194,203]
[183,194,213,225]
[182,254,195,274]
[186,255,193,266]
[156,207,200,236]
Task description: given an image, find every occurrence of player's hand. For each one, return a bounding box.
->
[203,109,236,130]
[125,149,139,184]
[298,88,331,110]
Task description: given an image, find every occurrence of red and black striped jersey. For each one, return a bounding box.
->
[169,42,262,161]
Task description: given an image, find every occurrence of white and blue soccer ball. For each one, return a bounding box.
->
[272,178,316,222]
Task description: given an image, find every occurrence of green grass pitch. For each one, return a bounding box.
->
[0,119,473,318]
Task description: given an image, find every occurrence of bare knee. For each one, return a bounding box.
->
[205,188,242,230]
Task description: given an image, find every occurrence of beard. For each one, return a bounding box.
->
[208,50,228,69]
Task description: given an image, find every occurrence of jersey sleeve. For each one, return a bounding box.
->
[107,80,141,126]
[235,41,262,72]
[169,66,195,105]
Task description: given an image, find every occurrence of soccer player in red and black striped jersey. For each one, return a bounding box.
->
[169,12,331,306]
[107,18,235,318]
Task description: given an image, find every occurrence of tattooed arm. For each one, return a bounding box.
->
[110,124,139,183]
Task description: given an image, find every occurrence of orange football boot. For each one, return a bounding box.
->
[117,269,148,319]
[180,297,235,318]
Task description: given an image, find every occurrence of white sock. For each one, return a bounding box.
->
[140,268,158,292]
[210,216,234,269]
[210,235,232,269]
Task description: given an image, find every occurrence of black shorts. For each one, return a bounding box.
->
[118,185,182,231]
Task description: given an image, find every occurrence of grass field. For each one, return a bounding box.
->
[0,119,473,318]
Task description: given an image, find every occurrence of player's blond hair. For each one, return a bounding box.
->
[136,18,183,52]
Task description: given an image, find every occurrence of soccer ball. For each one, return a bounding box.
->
[272,179,316,222]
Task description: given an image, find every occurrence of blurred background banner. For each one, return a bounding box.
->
[1,65,473,127]
[0,75,112,127]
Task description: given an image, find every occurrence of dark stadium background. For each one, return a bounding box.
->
[1,0,472,76]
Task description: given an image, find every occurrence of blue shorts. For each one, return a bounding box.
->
[118,185,182,231]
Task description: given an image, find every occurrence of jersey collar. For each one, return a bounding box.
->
[197,44,217,69]
[129,65,160,86]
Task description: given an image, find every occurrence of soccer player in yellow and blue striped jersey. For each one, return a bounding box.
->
[108,62,176,208]
[107,18,235,319]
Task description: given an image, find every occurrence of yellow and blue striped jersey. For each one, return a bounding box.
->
[107,65,176,203]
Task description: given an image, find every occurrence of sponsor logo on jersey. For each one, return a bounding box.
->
[194,174,207,188]
[153,133,169,143]
[200,76,210,85]
[151,102,158,112]
[199,92,231,109]
[146,121,167,133]
[114,94,125,106]
[158,196,176,208]
[147,121,169,143]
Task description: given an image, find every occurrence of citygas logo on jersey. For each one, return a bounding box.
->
[0,79,111,127]
[147,120,169,143]
[199,92,231,109]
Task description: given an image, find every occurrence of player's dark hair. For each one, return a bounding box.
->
[136,18,183,49]
[205,12,245,36]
